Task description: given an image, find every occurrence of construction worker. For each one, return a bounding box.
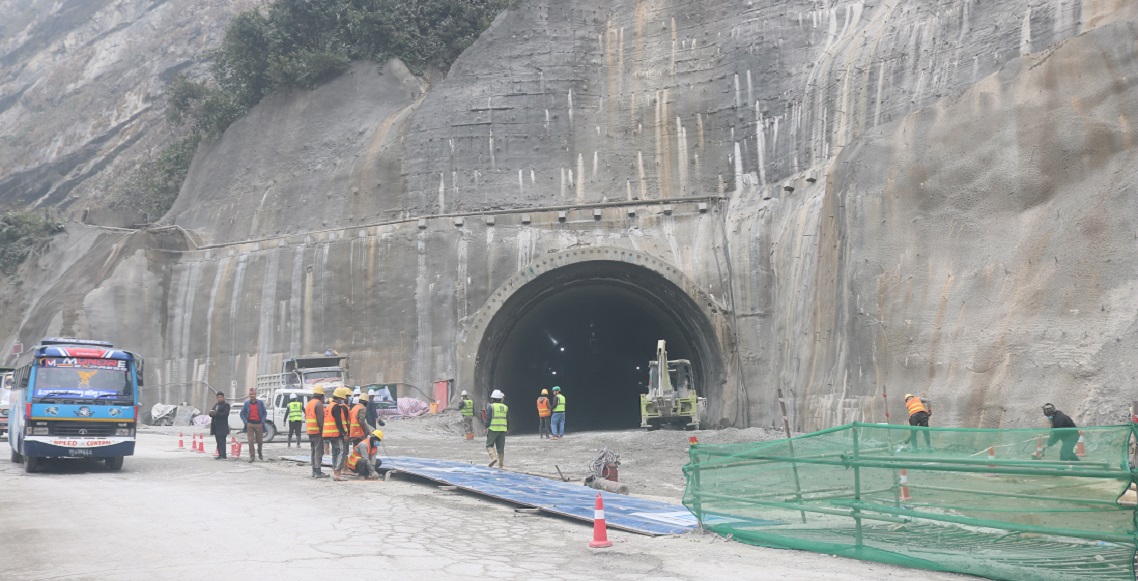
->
[324,386,353,481]
[305,385,328,478]
[549,385,566,439]
[347,429,384,479]
[349,391,374,446]
[904,394,931,451]
[485,389,508,468]
[1041,403,1080,461]
[536,389,552,439]
[459,390,475,440]
[286,395,304,448]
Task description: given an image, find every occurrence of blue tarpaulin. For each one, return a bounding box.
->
[282,454,700,536]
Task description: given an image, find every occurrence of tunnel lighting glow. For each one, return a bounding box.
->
[560,347,565,352]
[551,371,557,375]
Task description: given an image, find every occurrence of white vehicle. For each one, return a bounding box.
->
[233,355,350,442]
[1,369,14,438]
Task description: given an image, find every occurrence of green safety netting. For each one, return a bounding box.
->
[683,423,1138,581]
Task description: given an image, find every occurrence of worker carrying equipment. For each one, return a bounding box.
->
[905,394,931,451]
[1042,403,1080,461]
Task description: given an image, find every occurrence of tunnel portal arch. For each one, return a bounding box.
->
[459,248,728,433]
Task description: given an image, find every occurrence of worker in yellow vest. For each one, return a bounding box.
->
[904,394,931,451]
[286,395,304,448]
[459,390,475,440]
[304,385,328,478]
[347,429,384,480]
[485,390,508,468]
[550,385,566,439]
[536,389,552,439]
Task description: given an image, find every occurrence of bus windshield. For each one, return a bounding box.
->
[33,357,133,402]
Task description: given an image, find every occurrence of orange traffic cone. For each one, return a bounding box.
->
[196,434,205,453]
[1032,435,1044,460]
[898,469,912,502]
[234,441,243,460]
[1076,432,1087,458]
[589,493,613,548]
[987,446,996,467]
[230,437,238,457]
[689,436,699,446]
[178,432,184,449]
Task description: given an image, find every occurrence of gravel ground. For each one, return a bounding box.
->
[0,420,977,581]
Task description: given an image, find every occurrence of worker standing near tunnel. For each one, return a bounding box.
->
[459,390,475,440]
[550,385,566,439]
[536,389,551,439]
[485,390,508,468]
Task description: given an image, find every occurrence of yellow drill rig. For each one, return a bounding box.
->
[640,340,703,430]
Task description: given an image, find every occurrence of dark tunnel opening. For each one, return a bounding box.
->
[475,260,724,434]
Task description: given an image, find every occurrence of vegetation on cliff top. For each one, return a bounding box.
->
[117,0,514,218]
[0,211,65,279]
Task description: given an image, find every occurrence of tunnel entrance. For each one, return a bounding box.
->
[474,259,724,434]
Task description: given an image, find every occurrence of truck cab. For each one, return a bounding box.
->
[238,355,349,442]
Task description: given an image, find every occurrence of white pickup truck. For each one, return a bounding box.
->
[228,355,349,442]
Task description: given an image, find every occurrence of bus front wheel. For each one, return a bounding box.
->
[24,455,40,473]
[105,456,123,471]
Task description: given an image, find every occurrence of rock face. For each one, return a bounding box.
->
[3,0,1136,432]
[0,0,262,213]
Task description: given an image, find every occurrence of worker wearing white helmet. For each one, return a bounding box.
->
[459,390,475,440]
[484,389,509,468]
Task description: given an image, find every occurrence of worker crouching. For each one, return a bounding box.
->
[485,389,508,468]
[347,429,384,480]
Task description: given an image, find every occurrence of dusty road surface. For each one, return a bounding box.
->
[1,416,976,581]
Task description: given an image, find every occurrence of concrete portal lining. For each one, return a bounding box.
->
[457,247,731,429]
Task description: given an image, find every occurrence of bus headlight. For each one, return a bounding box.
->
[115,428,132,436]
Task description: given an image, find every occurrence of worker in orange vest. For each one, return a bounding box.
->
[904,394,931,451]
[324,386,352,481]
[536,389,552,439]
[347,429,384,480]
[348,392,381,446]
[304,385,328,478]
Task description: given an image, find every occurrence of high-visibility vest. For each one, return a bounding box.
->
[460,399,474,417]
[305,399,322,435]
[323,403,346,438]
[346,442,376,471]
[906,397,928,416]
[552,394,566,413]
[536,397,551,417]
[288,400,304,422]
[349,403,366,438]
[488,403,508,432]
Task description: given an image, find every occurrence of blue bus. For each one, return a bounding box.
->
[8,338,143,473]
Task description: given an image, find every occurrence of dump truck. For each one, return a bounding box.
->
[640,340,703,430]
[233,355,349,442]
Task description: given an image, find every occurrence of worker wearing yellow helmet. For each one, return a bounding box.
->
[347,428,384,480]
[305,384,328,478]
[324,386,353,480]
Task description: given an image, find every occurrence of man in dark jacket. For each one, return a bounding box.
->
[208,392,230,460]
[240,388,268,463]
[1042,403,1080,461]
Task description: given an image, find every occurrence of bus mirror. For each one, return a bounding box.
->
[136,357,145,388]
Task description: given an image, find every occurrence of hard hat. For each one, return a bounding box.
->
[333,386,352,399]
[289,394,297,399]
[371,429,384,440]
[461,390,468,396]
[359,392,370,401]
[904,394,913,400]
[312,384,325,395]
[541,389,548,395]
[552,385,561,391]
[491,389,505,399]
